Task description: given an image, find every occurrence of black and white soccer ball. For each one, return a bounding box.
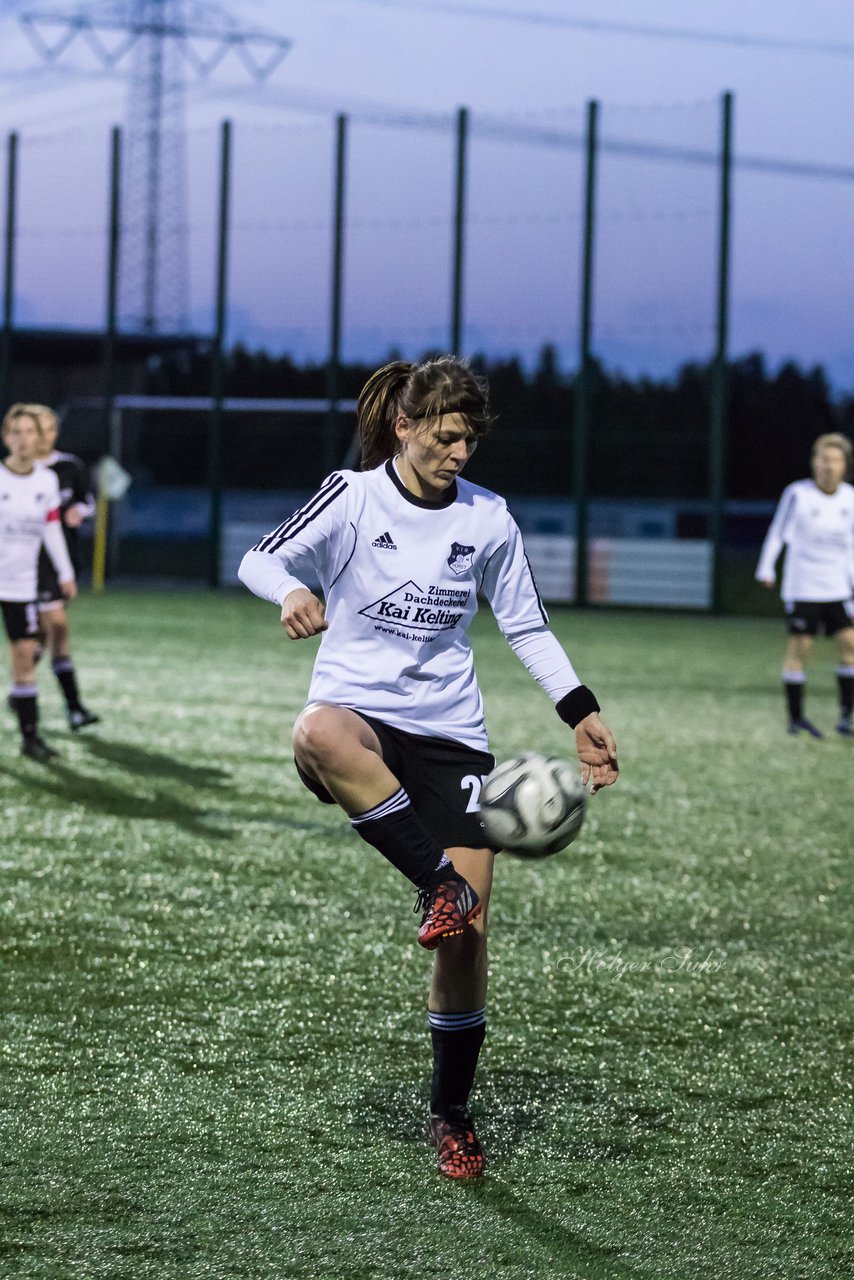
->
[479,751,586,858]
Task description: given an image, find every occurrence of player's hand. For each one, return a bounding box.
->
[64,508,83,528]
[281,588,328,640]
[575,711,618,793]
[61,579,77,600]
[758,577,775,589]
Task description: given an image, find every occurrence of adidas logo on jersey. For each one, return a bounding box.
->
[372,531,397,549]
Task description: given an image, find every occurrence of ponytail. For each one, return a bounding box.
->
[357,361,413,470]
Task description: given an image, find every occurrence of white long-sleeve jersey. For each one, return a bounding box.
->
[755,478,854,604]
[239,460,583,750]
[0,462,75,601]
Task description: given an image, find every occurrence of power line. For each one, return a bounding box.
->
[296,0,854,59]
[201,83,854,184]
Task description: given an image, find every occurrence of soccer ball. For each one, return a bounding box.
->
[479,752,586,858]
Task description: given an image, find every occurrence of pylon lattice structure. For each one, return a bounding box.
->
[124,0,187,331]
[20,1,291,333]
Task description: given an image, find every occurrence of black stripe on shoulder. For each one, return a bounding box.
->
[255,474,348,553]
[254,473,344,552]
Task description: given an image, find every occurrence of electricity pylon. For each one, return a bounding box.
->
[20,1,291,331]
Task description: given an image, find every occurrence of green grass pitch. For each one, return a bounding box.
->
[1,592,851,1280]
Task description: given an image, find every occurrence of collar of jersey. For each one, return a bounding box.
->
[386,458,458,509]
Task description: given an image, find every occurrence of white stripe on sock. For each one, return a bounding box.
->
[428,1008,486,1031]
[351,787,409,826]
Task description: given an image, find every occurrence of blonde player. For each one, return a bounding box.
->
[1,405,76,759]
[756,433,854,736]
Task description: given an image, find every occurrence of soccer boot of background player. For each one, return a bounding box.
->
[787,717,824,738]
[428,1106,486,1179]
[415,871,480,950]
[68,705,100,731]
[836,713,853,736]
[21,733,59,762]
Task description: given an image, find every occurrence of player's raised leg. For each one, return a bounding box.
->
[426,845,493,1179]
[293,704,480,943]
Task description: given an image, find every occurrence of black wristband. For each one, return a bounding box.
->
[556,685,600,728]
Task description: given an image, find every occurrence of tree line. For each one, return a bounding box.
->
[144,344,853,499]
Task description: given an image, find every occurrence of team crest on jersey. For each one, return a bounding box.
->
[447,542,475,575]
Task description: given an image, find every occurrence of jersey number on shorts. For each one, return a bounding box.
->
[460,773,489,813]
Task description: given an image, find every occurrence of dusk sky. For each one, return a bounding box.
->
[1,0,852,387]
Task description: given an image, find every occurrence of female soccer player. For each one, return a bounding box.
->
[1,404,76,760]
[239,357,618,1179]
[756,432,854,736]
[28,403,99,730]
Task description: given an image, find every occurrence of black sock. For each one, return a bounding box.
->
[429,1009,486,1117]
[783,673,804,721]
[52,657,82,712]
[10,684,38,739]
[837,666,854,718]
[351,788,450,888]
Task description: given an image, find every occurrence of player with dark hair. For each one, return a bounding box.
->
[1,404,76,760]
[239,356,618,1179]
[756,432,854,736]
[27,403,99,731]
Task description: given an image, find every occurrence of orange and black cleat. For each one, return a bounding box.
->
[428,1107,486,1179]
[415,872,480,950]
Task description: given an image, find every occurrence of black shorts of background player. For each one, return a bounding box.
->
[756,433,854,738]
[27,403,99,731]
[239,357,619,1180]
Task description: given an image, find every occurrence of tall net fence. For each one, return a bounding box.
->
[3,96,852,607]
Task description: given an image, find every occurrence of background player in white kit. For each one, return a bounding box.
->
[756,432,854,736]
[28,403,100,731]
[240,357,618,1179]
[1,405,76,760]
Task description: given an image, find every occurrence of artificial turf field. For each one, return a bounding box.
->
[1,591,851,1280]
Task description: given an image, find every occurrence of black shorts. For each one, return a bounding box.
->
[37,549,65,608]
[785,600,852,638]
[296,711,496,850]
[1,600,41,642]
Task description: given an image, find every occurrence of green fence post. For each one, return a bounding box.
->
[103,127,121,455]
[209,119,232,589]
[709,91,734,614]
[451,106,469,354]
[574,100,599,608]
[325,113,347,477]
[1,132,18,412]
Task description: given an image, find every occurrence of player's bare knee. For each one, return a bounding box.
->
[786,636,812,667]
[48,622,69,656]
[11,640,37,683]
[292,704,362,772]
